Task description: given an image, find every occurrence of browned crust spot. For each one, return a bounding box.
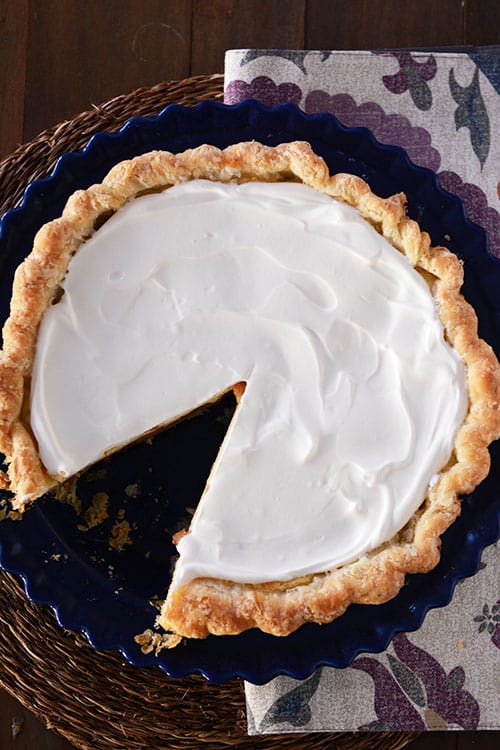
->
[0,141,499,639]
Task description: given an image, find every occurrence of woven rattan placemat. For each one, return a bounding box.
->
[0,74,417,750]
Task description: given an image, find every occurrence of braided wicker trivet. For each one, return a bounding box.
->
[0,75,418,750]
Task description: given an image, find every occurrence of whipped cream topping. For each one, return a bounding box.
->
[30,180,468,588]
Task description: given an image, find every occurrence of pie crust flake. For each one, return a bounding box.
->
[0,141,499,640]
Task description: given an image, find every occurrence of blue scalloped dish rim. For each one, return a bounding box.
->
[0,101,499,684]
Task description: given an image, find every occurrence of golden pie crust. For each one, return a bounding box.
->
[0,141,499,639]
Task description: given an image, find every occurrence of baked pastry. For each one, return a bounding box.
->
[0,141,498,641]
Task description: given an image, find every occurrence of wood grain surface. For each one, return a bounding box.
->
[0,1,498,748]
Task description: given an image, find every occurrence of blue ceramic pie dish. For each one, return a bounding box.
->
[0,100,498,684]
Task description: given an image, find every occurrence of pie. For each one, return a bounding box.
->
[0,141,499,641]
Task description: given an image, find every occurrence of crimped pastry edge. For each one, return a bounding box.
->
[0,141,498,638]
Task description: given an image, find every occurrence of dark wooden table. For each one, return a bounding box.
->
[0,2,498,748]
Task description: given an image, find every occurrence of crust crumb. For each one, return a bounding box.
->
[53,477,81,514]
[78,491,109,530]
[109,518,132,551]
[134,628,182,654]
[149,596,164,611]
[125,482,140,498]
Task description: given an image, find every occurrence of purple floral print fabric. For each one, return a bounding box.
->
[373,51,438,111]
[224,47,500,734]
[225,76,302,108]
[304,91,442,171]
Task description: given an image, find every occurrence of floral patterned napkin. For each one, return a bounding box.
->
[224,48,500,734]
